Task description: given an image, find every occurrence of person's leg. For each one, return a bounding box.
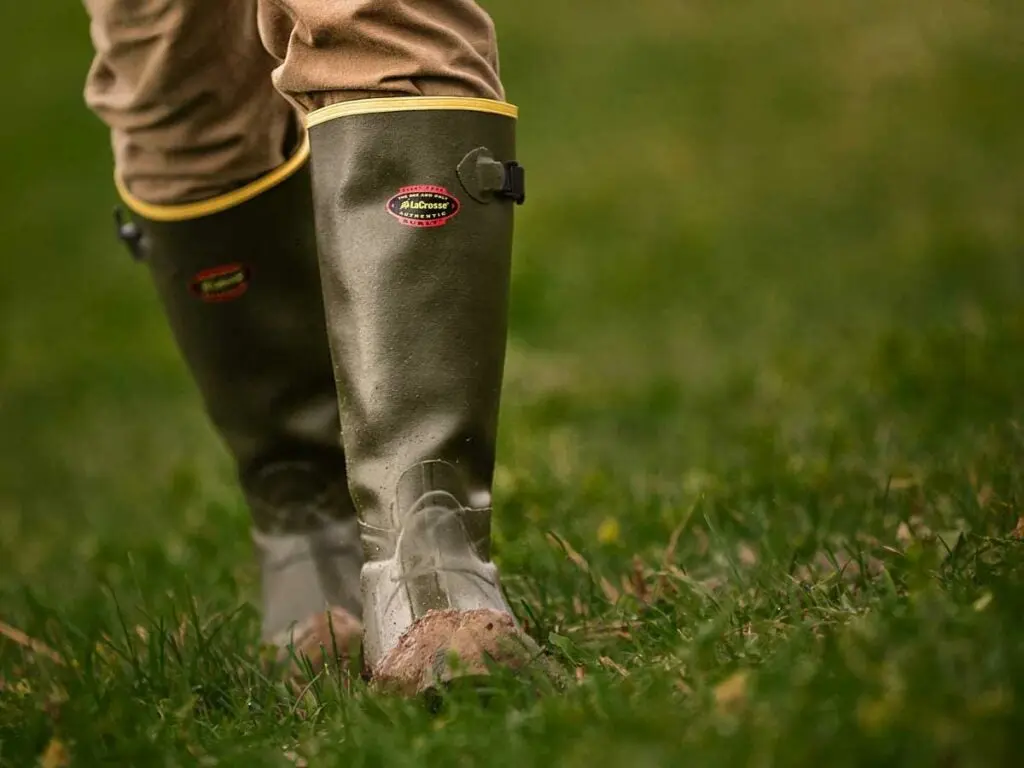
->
[83,0,363,669]
[258,1,545,693]
[256,0,504,111]
[85,0,295,203]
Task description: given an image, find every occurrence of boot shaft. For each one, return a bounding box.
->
[308,98,522,533]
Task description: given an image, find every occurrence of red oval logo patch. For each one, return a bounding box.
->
[190,264,250,302]
[386,185,460,228]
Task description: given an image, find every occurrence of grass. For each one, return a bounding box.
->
[2,0,1024,765]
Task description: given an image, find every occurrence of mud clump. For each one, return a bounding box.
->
[371,608,541,696]
[273,607,363,688]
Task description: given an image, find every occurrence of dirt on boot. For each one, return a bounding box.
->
[371,608,550,696]
[272,606,363,689]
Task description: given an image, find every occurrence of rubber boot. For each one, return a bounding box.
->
[114,133,363,672]
[306,97,543,694]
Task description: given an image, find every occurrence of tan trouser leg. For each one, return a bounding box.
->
[256,0,504,111]
[84,0,296,205]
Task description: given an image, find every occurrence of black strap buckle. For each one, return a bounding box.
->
[499,161,526,205]
[114,207,145,261]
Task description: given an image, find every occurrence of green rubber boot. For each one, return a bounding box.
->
[306,97,543,694]
[115,136,363,671]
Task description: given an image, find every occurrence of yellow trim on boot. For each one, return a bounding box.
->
[306,97,518,129]
[114,133,311,222]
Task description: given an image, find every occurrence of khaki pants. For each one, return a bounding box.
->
[83,0,504,205]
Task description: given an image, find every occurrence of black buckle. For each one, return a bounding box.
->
[500,161,526,205]
[114,207,145,261]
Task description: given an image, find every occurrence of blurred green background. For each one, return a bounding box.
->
[2,0,1024,765]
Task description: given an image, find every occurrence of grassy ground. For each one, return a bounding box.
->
[2,0,1024,765]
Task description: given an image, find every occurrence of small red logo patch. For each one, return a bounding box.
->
[386,185,460,228]
[190,264,250,302]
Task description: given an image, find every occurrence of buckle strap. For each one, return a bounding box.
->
[114,207,145,261]
[499,161,526,205]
